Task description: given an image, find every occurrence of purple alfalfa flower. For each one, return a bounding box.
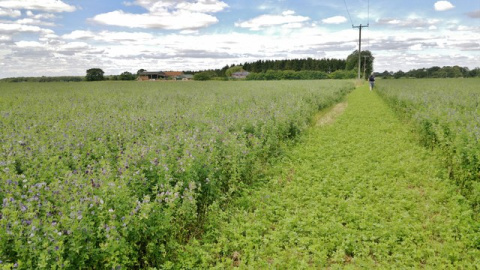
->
[20,204,27,212]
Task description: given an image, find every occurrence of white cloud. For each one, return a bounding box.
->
[132,0,228,14]
[95,31,155,42]
[15,40,44,48]
[0,22,54,35]
[15,18,56,26]
[235,10,310,30]
[0,7,21,17]
[377,17,440,29]
[91,0,227,30]
[92,10,219,30]
[176,0,228,13]
[409,44,423,51]
[322,16,347,24]
[0,0,75,12]
[62,30,96,40]
[26,11,57,20]
[434,1,455,11]
[0,35,11,41]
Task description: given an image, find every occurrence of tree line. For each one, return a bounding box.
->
[242,58,347,73]
[377,66,480,79]
[192,50,374,81]
[0,76,84,83]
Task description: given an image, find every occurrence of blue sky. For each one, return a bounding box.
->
[0,0,479,77]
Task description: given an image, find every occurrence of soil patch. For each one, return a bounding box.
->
[316,102,348,126]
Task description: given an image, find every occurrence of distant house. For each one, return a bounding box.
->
[138,71,166,81]
[137,71,193,81]
[232,71,250,79]
[181,74,194,81]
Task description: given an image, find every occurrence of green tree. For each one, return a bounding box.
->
[393,70,405,79]
[119,71,136,80]
[137,69,146,76]
[86,68,104,81]
[345,50,374,79]
[225,65,244,77]
[193,71,213,81]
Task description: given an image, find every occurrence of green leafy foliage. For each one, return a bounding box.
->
[0,80,353,268]
[242,58,346,73]
[118,71,136,81]
[0,76,84,83]
[345,50,374,79]
[382,66,480,79]
[225,65,244,77]
[183,85,480,268]
[246,70,336,80]
[193,71,215,81]
[85,68,105,81]
[377,78,480,210]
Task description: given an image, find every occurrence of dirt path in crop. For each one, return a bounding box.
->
[186,85,480,268]
[315,102,348,127]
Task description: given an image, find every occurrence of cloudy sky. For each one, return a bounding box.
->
[0,0,479,77]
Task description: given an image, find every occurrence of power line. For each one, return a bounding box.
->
[367,0,370,25]
[344,0,370,79]
[343,0,354,26]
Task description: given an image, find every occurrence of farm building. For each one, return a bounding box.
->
[137,71,194,81]
[164,71,184,80]
[164,72,194,81]
[137,71,166,81]
[232,71,250,79]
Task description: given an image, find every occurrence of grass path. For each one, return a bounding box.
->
[185,85,480,268]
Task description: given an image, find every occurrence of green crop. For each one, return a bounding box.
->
[181,84,480,268]
[0,80,353,269]
[377,78,480,211]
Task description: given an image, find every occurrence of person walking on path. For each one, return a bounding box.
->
[369,73,375,91]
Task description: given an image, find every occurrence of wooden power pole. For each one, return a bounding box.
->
[353,24,369,80]
[363,55,369,79]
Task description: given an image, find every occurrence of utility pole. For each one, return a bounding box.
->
[352,24,369,80]
[363,55,369,80]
